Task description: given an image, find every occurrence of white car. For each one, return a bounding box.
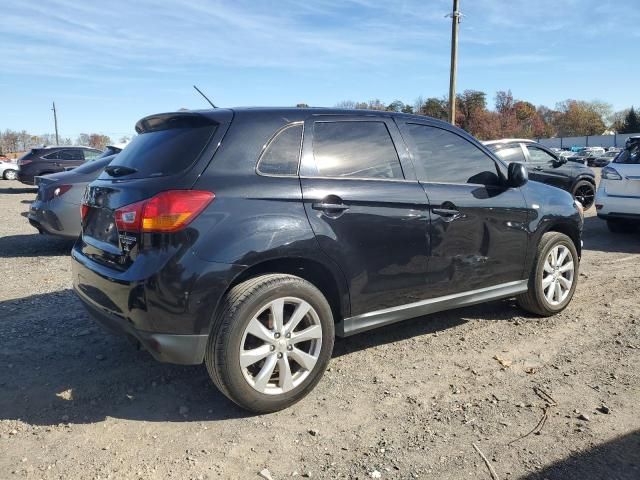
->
[596,137,640,233]
[0,159,18,180]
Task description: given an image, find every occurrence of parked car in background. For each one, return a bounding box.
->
[589,150,619,167]
[28,155,116,239]
[73,108,583,413]
[484,138,597,208]
[596,136,640,232]
[94,142,128,160]
[17,146,103,185]
[0,158,18,180]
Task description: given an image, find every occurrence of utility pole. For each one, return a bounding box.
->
[52,101,59,146]
[447,0,461,125]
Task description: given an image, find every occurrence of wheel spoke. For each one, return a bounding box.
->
[545,281,556,302]
[278,354,294,391]
[543,260,554,274]
[284,301,311,335]
[559,261,574,273]
[246,317,274,344]
[291,325,322,344]
[542,275,554,288]
[550,247,558,267]
[558,276,572,289]
[557,247,569,267]
[240,344,273,368]
[554,281,562,302]
[288,347,317,371]
[270,299,285,332]
[253,354,278,392]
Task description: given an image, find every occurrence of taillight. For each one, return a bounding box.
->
[81,204,89,221]
[18,159,32,166]
[115,190,214,233]
[44,184,71,201]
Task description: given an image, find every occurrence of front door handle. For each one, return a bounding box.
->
[312,202,349,212]
[432,207,460,217]
[533,166,544,171]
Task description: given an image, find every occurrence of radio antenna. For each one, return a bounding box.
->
[193,85,217,108]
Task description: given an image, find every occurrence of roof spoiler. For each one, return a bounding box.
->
[135,112,219,134]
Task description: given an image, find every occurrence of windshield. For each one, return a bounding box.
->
[614,144,640,164]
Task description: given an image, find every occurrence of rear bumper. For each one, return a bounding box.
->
[72,241,244,364]
[595,187,639,218]
[28,200,79,239]
[78,297,208,364]
[17,172,35,185]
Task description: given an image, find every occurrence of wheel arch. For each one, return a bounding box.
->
[224,256,350,324]
[541,221,582,258]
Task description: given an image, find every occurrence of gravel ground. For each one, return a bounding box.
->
[0,177,639,480]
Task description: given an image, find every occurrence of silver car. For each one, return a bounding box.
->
[28,155,115,239]
[0,159,19,180]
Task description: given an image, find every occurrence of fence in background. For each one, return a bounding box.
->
[536,132,640,149]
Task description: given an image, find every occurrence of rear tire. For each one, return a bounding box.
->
[606,219,637,234]
[572,180,595,209]
[3,169,17,180]
[517,232,579,316]
[205,274,334,413]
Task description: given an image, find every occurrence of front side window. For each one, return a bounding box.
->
[404,124,499,185]
[257,124,303,175]
[84,150,102,161]
[312,121,403,179]
[490,144,526,164]
[527,146,556,164]
[614,143,640,164]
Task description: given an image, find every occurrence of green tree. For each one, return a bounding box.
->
[619,107,640,134]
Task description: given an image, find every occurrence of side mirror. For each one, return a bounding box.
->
[507,162,528,188]
[556,156,568,165]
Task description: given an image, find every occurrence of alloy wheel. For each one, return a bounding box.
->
[4,170,17,180]
[240,297,323,395]
[574,184,595,209]
[541,245,574,306]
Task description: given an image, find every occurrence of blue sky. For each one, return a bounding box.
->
[1,0,638,139]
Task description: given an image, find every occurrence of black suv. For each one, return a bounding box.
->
[484,139,596,209]
[73,109,583,413]
[17,146,103,185]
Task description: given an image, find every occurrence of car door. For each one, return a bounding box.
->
[524,144,572,190]
[398,121,529,297]
[299,115,431,317]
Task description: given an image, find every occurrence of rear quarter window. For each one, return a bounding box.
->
[257,123,303,176]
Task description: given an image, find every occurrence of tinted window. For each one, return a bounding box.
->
[404,124,499,184]
[490,144,526,163]
[103,125,216,178]
[312,121,403,179]
[614,144,640,164]
[527,146,556,163]
[257,124,302,175]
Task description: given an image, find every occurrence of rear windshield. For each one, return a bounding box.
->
[614,143,640,164]
[101,124,216,178]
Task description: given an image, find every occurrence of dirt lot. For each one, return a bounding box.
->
[0,178,639,480]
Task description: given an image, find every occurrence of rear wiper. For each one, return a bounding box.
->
[104,165,138,177]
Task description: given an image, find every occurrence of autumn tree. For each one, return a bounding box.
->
[553,100,607,136]
[88,134,111,149]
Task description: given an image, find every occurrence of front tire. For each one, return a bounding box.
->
[517,232,579,316]
[205,274,334,413]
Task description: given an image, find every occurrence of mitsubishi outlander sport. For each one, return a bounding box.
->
[73,108,583,413]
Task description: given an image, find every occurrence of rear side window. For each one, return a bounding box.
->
[104,125,216,178]
[84,150,102,161]
[312,121,403,179]
[44,149,83,161]
[257,124,303,175]
[404,124,499,185]
[490,144,526,163]
[614,143,640,164]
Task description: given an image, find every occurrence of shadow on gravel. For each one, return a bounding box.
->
[522,430,640,480]
[0,234,75,258]
[0,290,250,426]
[582,215,640,255]
[0,187,37,194]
